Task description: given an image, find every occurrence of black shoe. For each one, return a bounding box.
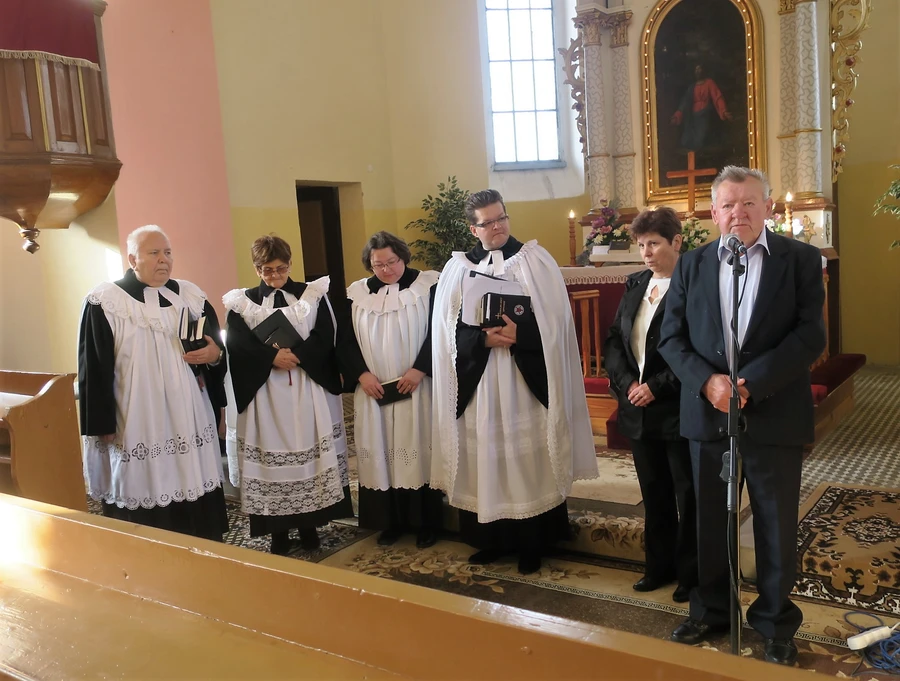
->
[415,528,437,549]
[764,638,798,666]
[670,618,729,645]
[468,549,507,565]
[517,552,542,575]
[672,585,691,603]
[377,528,403,546]
[632,575,675,592]
[270,532,299,556]
[299,528,320,551]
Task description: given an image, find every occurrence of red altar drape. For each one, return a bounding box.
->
[0,0,99,69]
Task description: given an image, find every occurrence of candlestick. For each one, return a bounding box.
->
[784,192,794,239]
[568,210,577,266]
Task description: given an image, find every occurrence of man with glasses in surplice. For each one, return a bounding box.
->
[429,189,598,575]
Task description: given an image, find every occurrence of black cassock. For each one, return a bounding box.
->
[454,238,569,554]
[78,268,228,541]
[338,267,444,533]
[226,279,353,537]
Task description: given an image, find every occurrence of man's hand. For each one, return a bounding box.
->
[183,336,222,365]
[484,326,514,349]
[627,382,656,407]
[359,371,384,399]
[397,368,425,394]
[272,348,299,370]
[702,374,748,413]
[498,314,517,344]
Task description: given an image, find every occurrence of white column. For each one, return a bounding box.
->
[578,11,612,208]
[794,1,823,197]
[778,10,798,196]
[610,13,635,209]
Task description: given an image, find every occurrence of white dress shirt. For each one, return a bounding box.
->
[717,229,770,370]
[630,277,670,382]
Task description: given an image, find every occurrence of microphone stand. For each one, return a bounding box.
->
[724,244,745,655]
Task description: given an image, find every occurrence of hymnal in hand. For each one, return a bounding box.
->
[479,293,533,328]
[179,309,208,352]
[461,269,525,326]
[375,378,413,406]
[252,310,303,349]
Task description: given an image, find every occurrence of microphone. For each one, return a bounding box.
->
[725,234,747,255]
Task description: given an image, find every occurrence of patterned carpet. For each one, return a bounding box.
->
[794,483,900,616]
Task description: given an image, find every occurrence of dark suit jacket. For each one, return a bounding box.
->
[658,231,826,446]
[604,269,681,440]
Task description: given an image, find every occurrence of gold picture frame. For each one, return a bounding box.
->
[640,0,766,206]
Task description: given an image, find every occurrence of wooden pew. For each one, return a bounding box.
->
[0,493,824,681]
[0,371,86,511]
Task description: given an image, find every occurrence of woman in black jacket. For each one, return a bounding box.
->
[604,207,697,603]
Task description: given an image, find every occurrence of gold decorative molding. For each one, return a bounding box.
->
[612,152,637,159]
[575,9,632,48]
[831,0,872,183]
[558,32,586,164]
[779,0,797,12]
[640,0,766,205]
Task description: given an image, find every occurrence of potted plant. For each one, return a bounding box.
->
[405,177,477,270]
[873,164,900,251]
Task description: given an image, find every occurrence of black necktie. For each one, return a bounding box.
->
[273,290,287,308]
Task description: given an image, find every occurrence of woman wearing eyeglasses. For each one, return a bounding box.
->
[339,231,443,549]
[223,235,352,555]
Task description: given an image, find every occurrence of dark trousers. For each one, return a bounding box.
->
[630,437,697,588]
[689,438,804,639]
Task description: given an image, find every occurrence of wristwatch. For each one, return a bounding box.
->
[209,348,225,366]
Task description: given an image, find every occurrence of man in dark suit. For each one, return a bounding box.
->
[605,207,697,604]
[659,167,826,666]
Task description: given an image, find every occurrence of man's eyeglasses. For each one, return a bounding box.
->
[474,215,510,230]
[371,257,401,271]
[259,265,289,276]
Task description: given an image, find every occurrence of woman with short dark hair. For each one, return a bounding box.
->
[604,207,698,602]
[223,235,352,555]
[340,231,443,549]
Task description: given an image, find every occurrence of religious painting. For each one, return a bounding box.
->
[641,0,766,206]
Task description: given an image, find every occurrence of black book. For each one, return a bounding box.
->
[375,378,413,406]
[252,309,303,349]
[479,293,533,328]
[179,308,208,352]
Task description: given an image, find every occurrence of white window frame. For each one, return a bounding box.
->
[480,0,567,172]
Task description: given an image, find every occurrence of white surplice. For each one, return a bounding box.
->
[348,270,439,491]
[222,277,349,517]
[81,280,224,509]
[430,241,597,523]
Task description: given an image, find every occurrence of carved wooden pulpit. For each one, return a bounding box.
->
[0,0,120,253]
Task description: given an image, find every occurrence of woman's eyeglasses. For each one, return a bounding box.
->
[371,257,401,271]
[259,265,289,276]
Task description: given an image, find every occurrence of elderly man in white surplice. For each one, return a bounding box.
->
[78,225,228,541]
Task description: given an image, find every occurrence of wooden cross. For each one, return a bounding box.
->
[665,151,718,214]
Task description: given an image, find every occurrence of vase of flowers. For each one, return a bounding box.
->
[765,214,817,243]
[584,204,629,255]
[680,216,710,253]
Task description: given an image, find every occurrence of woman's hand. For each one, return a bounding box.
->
[272,348,299,370]
[359,371,384,399]
[397,368,425,394]
[628,382,656,407]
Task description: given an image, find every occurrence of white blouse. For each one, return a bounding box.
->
[629,277,670,382]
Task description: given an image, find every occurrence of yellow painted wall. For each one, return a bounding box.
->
[837,0,900,365]
[210,0,589,291]
[0,192,120,374]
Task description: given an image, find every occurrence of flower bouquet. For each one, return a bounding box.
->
[584,204,629,254]
[681,216,710,253]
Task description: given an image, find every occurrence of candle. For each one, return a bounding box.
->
[784,192,794,239]
[568,210,577,266]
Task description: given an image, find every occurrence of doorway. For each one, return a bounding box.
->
[295,185,345,296]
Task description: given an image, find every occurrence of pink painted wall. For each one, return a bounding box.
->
[102,0,236,317]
